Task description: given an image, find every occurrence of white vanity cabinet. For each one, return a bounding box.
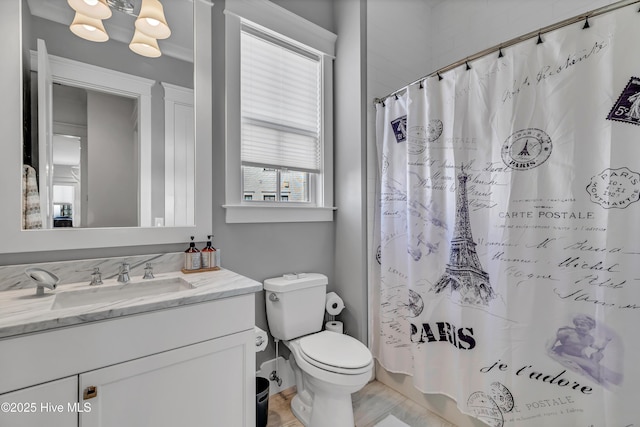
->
[0,293,256,427]
[0,376,78,427]
[79,331,253,427]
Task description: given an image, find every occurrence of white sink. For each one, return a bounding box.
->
[52,278,194,310]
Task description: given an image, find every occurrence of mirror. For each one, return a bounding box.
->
[0,0,212,253]
[24,0,194,229]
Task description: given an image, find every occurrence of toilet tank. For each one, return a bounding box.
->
[264,273,328,341]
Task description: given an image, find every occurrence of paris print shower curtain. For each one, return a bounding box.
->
[372,4,640,426]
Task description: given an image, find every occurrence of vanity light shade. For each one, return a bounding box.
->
[129,29,162,58]
[135,0,171,40]
[69,12,109,42]
[67,0,112,20]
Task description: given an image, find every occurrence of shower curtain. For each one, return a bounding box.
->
[372,4,639,426]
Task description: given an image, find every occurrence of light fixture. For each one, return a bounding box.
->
[135,0,171,39]
[67,0,171,57]
[129,29,161,58]
[67,0,112,20]
[69,12,109,42]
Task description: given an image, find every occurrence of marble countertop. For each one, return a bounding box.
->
[0,268,262,340]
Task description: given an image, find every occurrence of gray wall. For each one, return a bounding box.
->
[210,0,337,368]
[86,91,137,227]
[333,0,368,344]
[28,15,193,89]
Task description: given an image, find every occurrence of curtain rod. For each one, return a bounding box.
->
[374,0,640,105]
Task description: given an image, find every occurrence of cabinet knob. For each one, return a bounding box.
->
[83,386,98,400]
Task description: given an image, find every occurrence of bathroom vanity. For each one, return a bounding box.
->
[0,268,261,427]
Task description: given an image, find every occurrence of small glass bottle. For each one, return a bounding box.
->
[201,235,216,269]
[184,236,201,270]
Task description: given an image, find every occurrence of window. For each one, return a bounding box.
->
[224,0,337,223]
[241,27,319,204]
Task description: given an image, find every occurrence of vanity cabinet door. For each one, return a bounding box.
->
[0,376,78,427]
[79,329,255,427]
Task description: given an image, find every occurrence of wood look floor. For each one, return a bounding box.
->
[266,380,457,427]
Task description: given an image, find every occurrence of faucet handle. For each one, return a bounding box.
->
[143,263,155,280]
[117,262,131,283]
[90,267,103,286]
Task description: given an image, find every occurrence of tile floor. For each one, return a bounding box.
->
[265,380,457,427]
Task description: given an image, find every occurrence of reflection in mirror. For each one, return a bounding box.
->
[52,133,83,228]
[22,0,194,230]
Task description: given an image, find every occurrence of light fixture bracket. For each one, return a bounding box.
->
[107,0,136,15]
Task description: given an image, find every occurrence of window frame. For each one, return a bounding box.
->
[223,0,336,223]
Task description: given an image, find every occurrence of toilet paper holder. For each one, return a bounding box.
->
[254,326,268,352]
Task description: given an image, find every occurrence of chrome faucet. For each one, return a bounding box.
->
[25,267,59,296]
[117,262,131,284]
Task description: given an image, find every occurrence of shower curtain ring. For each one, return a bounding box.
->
[583,17,590,29]
[437,72,443,81]
[536,33,544,44]
[465,61,471,71]
[498,47,504,58]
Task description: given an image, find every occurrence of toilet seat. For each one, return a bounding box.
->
[297,331,372,375]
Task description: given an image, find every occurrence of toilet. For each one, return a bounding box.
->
[264,273,373,427]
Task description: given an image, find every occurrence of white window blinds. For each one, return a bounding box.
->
[241,27,321,173]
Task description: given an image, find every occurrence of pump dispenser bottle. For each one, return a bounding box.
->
[201,235,216,269]
[184,236,201,271]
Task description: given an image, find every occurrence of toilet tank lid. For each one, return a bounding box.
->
[264,273,328,292]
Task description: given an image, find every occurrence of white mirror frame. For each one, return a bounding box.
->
[0,0,212,254]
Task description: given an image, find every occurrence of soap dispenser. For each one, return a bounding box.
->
[184,236,201,271]
[201,235,217,269]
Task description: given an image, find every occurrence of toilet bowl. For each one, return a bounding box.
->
[263,274,373,427]
[285,330,373,427]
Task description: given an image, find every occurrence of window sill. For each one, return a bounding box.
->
[222,205,336,223]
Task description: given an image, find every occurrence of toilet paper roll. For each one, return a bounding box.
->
[325,292,345,316]
[254,326,268,352]
[325,321,344,334]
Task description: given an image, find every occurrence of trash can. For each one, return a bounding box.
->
[256,376,270,427]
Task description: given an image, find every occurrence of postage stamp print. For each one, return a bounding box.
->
[586,167,640,209]
[391,115,407,143]
[607,77,640,126]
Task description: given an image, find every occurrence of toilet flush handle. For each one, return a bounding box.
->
[268,292,279,302]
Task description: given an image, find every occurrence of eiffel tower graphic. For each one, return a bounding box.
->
[432,165,495,305]
[518,140,531,157]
